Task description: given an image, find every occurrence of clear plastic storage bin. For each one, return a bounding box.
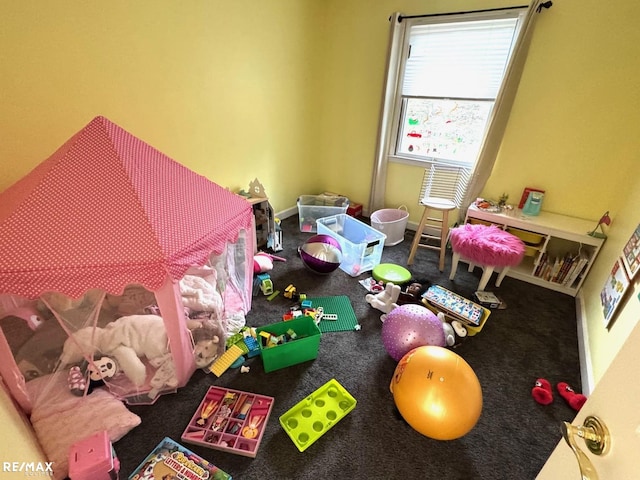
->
[297,195,349,232]
[316,214,386,277]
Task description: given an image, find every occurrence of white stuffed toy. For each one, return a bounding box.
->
[60,314,171,387]
[179,275,224,317]
[366,282,401,319]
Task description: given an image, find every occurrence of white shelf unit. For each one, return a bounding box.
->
[464,204,605,296]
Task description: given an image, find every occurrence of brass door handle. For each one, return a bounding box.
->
[561,416,610,480]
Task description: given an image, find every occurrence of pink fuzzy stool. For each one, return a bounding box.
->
[448,223,525,290]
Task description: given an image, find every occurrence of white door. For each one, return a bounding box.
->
[536,320,640,479]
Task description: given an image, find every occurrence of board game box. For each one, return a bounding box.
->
[473,290,503,309]
[128,437,232,480]
[422,285,485,326]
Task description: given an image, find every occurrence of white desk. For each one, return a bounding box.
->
[465,204,604,296]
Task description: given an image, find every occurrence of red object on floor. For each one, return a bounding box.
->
[347,203,363,218]
[532,378,553,405]
[557,382,587,411]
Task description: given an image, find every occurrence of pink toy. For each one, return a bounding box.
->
[381,304,445,361]
[253,253,286,274]
[68,430,119,480]
[254,253,274,274]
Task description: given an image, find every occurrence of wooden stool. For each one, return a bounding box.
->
[448,223,526,290]
[407,198,457,271]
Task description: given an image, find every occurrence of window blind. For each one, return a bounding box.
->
[419,164,472,207]
[402,16,523,100]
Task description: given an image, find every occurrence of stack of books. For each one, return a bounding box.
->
[533,250,589,287]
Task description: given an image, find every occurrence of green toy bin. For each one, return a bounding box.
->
[256,315,322,373]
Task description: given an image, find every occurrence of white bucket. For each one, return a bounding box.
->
[370,206,409,246]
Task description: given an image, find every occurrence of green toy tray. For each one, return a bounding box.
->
[305,295,359,332]
[279,378,357,452]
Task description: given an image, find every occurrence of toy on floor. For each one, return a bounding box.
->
[279,378,357,452]
[191,318,226,369]
[365,282,400,314]
[372,263,412,285]
[437,312,456,347]
[422,285,485,327]
[209,344,244,377]
[253,252,286,274]
[298,234,342,274]
[396,282,429,305]
[390,345,482,440]
[381,304,445,361]
[254,253,274,273]
[557,382,587,411]
[68,430,119,480]
[531,378,554,405]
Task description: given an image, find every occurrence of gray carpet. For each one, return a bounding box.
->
[116,215,583,479]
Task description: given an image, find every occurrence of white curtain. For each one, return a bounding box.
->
[460,0,549,215]
[369,12,404,214]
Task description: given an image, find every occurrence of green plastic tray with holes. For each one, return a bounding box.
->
[279,378,357,452]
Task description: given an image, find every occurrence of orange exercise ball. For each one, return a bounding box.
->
[390,345,482,440]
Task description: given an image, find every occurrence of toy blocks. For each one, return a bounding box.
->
[256,315,321,372]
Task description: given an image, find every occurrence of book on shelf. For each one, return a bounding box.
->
[554,253,576,284]
[561,260,579,286]
[549,257,563,282]
[555,254,571,284]
[534,252,547,277]
[563,251,590,287]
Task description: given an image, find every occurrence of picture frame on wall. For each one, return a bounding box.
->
[621,223,640,280]
[600,257,631,328]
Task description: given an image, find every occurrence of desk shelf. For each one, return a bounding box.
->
[465,204,605,296]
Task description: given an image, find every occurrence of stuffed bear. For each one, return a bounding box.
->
[60,314,170,387]
[190,318,226,369]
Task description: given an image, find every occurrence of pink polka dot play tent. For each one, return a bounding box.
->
[0,116,255,413]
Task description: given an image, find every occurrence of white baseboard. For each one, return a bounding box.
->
[276,207,425,233]
[275,206,299,220]
[575,291,595,395]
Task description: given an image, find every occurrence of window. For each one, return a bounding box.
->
[370,6,536,212]
[391,12,526,168]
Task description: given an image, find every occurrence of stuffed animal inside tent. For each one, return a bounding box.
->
[67,354,119,396]
[60,314,170,387]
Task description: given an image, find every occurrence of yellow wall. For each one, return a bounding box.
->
[0,381,47,476]
[1,0,639,458]
[316,0,640,385]
[0,0,324,210]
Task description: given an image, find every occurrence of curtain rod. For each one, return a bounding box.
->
[396,2,552,23]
